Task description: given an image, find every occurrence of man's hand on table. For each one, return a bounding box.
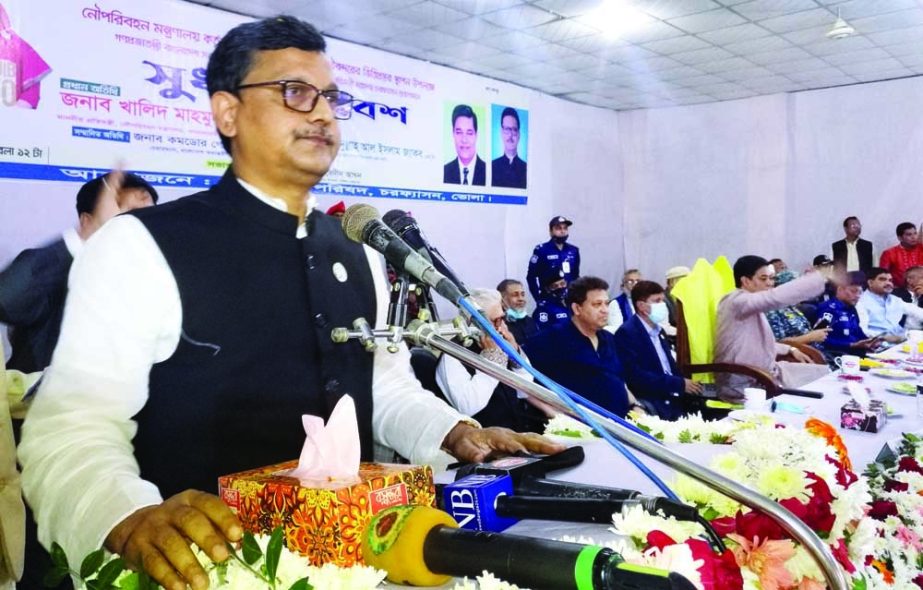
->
[105,490,243,590]
[684,378,704,394]
[442,422,566,463]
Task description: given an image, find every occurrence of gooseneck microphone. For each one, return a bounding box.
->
[362,505,696,590]
[382,209,470,296]
[342,204,465,304]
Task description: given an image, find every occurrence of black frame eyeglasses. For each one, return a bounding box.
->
[236,80,354,120]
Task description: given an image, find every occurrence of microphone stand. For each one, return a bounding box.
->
[404,328,850,590]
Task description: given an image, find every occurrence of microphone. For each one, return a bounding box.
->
[443,474,699,533]
[361,505,696,590]
[342,203,465,304]
[383,209,470,296]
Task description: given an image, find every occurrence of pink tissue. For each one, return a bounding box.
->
[287,395,361,481]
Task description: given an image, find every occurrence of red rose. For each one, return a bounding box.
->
[883,478,910,493]
[868,500,899,520]
[898,456,923,475]
[912,573,923,589]
[830,538,856,574]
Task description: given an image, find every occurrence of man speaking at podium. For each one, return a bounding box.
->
[19,16,562,590]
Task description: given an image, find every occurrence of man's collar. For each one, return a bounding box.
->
[236,177,316,237]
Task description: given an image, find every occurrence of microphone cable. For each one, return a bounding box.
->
[457,297,678,500]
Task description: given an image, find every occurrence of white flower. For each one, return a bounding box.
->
[640,543,704,590]
[543,414,596,439]
[304,563,386,589]
[610,504,704,546]
[451,571,525,590]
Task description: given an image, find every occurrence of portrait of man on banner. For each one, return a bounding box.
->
[443,102,486,186]
[0,2,52,109]
[491,104,528,189]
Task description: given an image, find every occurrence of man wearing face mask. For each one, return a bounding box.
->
[532,268,569,331]
[497,279,538,345]
[613,281,702,420]
[526,216,580,301]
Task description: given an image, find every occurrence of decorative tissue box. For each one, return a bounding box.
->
[840,399,887,433]
[218,461,435,567]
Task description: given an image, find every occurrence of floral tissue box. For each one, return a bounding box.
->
[840,399,887,433]
[218,461,435,567]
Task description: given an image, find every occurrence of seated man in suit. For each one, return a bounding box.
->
[614,281,702,420]
[443,104,485,186]
[435,288,552,433]
[605,268,641,333]
[893,265,923,330]
[525,276,636,417]
[0,172,158,373]
[832,216,873,273]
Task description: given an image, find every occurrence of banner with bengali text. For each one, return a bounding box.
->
[0,0,535,205]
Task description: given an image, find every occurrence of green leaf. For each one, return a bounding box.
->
[136,571,156,590]
[288,578,313,590]
[49,542,69,571]
[265,527,285,584]
[95,557,126,587]
[42,565,69,588]
[80,549,107,579]
[116,572,140,590]
[242,531,263,565]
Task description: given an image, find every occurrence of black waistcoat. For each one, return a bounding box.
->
[130,172,376,497]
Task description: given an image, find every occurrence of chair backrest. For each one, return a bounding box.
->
[0,339,26,584]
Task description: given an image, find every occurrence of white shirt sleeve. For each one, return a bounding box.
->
[362,247,467,468]
[901,300,923,323]
[604,300,623,334]
[435,354,499,416]
[856,296,873,335]
[18,215,182,563]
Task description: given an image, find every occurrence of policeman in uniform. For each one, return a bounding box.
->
[532,267,570,331]
[816,271,880,357]
[526,215,580,301]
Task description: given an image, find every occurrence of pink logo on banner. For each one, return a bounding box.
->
[0,2,52,108]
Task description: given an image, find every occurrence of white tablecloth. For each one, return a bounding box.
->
[392,347,923,587]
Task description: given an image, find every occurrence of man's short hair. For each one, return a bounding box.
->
[896,222,916,237]
[768,258,782,266]
[496,279,522,294]
[622,268,639,279]
[500,107,519,128]
[630,280,664,306]
[451,104,477,132]
[207,15,327,154]
[733,255,770,288]
[905,266,923,280]
[470,288,501,310]
[846,271,866,287]
[75,173,159,216]
[565,276,608,308]
[843,216,859,228]
[866,266,889,283]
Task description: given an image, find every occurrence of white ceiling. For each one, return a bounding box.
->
[184,0,923,110]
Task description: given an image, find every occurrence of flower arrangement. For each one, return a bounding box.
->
[628,411,774,444]
[851,433,923,589]
[603,420,869,590]
[58,528,387,590]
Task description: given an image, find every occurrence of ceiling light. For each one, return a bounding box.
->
[826,9,855,40]
[584,0,651,39]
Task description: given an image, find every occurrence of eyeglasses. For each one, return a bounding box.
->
[501,126,520,135]
[236,80,354,120]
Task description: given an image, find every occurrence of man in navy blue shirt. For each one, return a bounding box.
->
[818,271,880,356]
[526,216,580,300]
[524,276,632,417]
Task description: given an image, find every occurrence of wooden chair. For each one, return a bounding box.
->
[782,342,826,365]
[674,298,778,393]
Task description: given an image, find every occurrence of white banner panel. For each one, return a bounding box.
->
[0,0,535,206]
